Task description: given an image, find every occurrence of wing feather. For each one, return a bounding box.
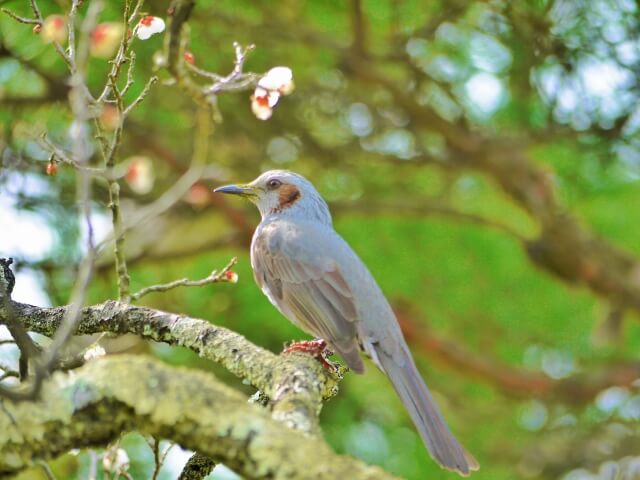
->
[252,222,364,372]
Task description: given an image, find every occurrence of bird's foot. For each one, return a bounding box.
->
[283,339,336,371]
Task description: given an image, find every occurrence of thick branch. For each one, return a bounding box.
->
[0,355,396,479]
[4,299,341,434]
[166,0,203,101]
[178,452,216,480]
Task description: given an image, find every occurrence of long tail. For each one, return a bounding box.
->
[376,345,479,476]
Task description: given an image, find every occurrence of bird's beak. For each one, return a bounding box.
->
[213,184,257,198]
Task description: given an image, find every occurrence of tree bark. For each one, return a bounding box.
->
[0,355,396,479]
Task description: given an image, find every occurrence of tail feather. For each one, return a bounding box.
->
[377,346,479,476]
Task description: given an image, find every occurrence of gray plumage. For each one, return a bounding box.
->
[214,170,479,476]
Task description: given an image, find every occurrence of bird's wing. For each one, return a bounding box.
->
[252,222,365,373]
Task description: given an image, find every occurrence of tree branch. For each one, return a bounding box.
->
[130,258,237,301]
[178,452,216,480]
[3,299,342,435]
[0,355,396,479]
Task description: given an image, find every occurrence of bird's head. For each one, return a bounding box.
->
[214,170,332,225]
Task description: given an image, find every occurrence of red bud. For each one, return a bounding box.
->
[46,162,58,176]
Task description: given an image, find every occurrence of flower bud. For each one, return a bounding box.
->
[90,22,125,59]
[124,156,155,194]
[41,15,67,44]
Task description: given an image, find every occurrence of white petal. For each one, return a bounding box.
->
[251,99,273,120]
[267,91,280,107]
[149,17,165,34]
[279,80,295,95]
[136,26,152,40]
[259,66,293,90]
[258,66,294,96]
[135,17,165,40]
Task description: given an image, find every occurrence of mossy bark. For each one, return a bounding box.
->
[0,355,397,479]
[9,299,342,434]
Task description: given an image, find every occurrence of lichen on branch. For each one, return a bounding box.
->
[0,355,396,479]
[6,298,342,435]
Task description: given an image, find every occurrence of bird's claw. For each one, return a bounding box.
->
[283,339,337,371]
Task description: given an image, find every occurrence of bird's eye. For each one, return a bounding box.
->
[267,178,282,190]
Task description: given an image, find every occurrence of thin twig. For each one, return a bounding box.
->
[2,0,75,71]
[29,0,42,19]
[0,9,39,25]
[131,258,237,301]
[123,76,158,117]
[164,2,259,108]
[39,135,106,175]
[185,62,224,81]
[206,42,256,94]
[149,438,175,480]
[150,438,161,480]
[122,51,137,96]
[97,0,143,103]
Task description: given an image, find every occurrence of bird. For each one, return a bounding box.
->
[214,170,479,476]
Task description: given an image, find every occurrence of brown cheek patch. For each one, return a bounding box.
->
[278,185,301,210]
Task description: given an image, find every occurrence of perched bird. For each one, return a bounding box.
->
[215,170,478,476]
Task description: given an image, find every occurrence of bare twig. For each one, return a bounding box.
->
[122,51,137,96]
[95,0,155,302]
[29,0,42,20]
[39,135,106,175]
[96,0,144,103]
[108,181,130,301]
[0,8,39,25]
[206,42,257,94]
[149,438,174,480]
[2,0,74,71]
[185,62,224,81]
[164,1,259,109]
[123,75,158,117]
[131,258,237,301]
[150,438,161,480]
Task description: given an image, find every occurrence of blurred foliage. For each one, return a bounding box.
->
[2,0,640,479]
